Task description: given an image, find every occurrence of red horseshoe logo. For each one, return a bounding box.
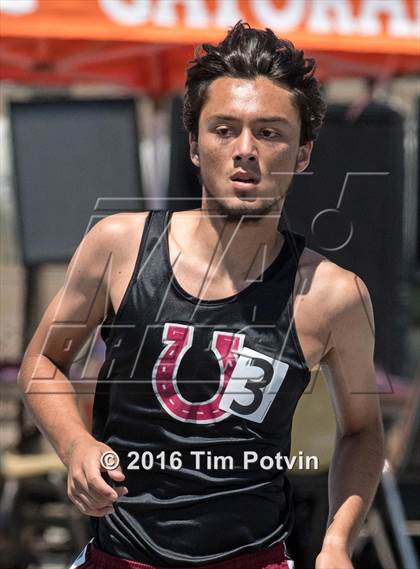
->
[152,323,244,423]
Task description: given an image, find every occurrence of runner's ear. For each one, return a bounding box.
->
[189,133,200,167]
[295,141,313,173]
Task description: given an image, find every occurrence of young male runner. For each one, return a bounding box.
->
[18,21,385,569]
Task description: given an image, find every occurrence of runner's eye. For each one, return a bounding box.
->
[261,129,279,139]
[215,127,232,138]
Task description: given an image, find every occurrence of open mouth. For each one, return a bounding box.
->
[230,179,259,191]
[230,172,260,188]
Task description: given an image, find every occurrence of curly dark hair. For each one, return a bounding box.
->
[183,20,326,145]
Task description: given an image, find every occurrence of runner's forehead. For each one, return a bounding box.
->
[200,77,300,125]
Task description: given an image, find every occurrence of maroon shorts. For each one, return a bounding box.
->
[69,539,295,569]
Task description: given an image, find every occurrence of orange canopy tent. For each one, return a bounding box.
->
[0,0,419,95]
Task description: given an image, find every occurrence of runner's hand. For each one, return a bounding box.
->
[65,434,128,517]
[315,547,354,569]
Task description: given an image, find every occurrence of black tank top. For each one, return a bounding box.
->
[91,209,311,566]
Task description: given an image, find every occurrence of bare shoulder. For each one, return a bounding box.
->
[92,212,151,316]
[297,246,372,327]
[74,211,150,284]
[88,211,149,249]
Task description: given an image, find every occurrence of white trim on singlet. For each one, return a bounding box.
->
[69,538,94,568]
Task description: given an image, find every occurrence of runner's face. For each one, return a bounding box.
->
[190,76,312,220]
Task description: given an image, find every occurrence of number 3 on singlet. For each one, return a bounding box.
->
[219,347,289,423]
[153,324,289,424]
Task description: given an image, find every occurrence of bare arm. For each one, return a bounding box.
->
[18,216,111,460]
[17,213,145,515]
[316,273,385,569]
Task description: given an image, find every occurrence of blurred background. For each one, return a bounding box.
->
[0,1,419,568]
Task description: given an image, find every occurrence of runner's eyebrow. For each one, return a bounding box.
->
[207,115,292,127]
